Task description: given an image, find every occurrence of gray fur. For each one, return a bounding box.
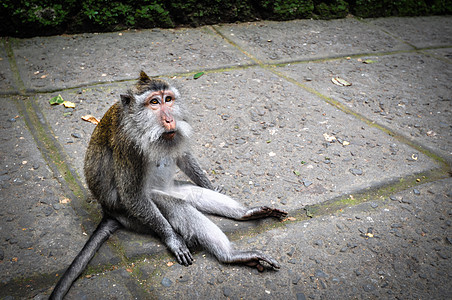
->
[49,72,287,299]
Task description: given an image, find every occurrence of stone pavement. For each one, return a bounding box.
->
[0,16,451,299]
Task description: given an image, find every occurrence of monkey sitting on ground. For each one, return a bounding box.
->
[50,71,288,299]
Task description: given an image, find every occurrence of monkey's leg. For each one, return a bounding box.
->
[168,185,287,220]
[163,200,280,271]
[49,217,122,300]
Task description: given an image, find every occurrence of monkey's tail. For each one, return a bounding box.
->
[49,217,122,300]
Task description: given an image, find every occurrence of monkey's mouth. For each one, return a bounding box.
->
[162,131,176,140]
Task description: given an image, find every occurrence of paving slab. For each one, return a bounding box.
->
[62,268,146,300]
[137,178,452,299]
[214,18,411,64]
[0,97,86,296]
[0,42,16,94]
[369,16,452,48]
[11,27,253,92]
[36,68,437,213]
[277,52,452,165]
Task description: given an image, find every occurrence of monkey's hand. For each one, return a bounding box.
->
[241,206,288,221]
[165,234,193,266]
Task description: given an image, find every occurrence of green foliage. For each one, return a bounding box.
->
[258,0,315,20]
[168,0,253,26]
[1,0,451,37]
[1,0,77,36]
[352,0,452,17]
[314,0,349,19]
[135,2,174,28]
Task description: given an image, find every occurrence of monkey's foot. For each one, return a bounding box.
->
[228,250,280,272]
[245,255,280,272]
[242,206,288,220]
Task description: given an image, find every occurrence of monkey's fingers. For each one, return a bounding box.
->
[245,256,280,272]
[214,186,226,194]
[270,208,288,220]
[242,206,287,220]
[259,255,281,270]
[174,248,193,266]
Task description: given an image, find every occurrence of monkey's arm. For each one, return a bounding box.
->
[125,196,193,266]
[176,152,214,190]
[113,159,193,266]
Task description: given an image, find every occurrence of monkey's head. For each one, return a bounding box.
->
[120,71,192,157]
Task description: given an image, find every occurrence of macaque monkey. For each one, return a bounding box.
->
[50,71,287,299]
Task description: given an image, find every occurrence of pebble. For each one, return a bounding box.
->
[363,283,376,292]
[296,292,307,300]
[292,274,302,285]
[161,277,172,287]
[349,168,363,176]
[371,202,378,208]
[314,240,323,246]
[71,133,81,138]
[315,269,327,278]
[401,198,412,204]
[287,247,295,256]
[303,180,313,187]
[223,287,232,297]
[413,189,420,195]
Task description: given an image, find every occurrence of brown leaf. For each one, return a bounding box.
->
[82,115,100,125]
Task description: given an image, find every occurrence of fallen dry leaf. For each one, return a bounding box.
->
[82,115,100,125]
[323,133,336,142]
[331,77,352,86]
[63,101,75,108]
[60,198,71,204]
[426,130,437,137]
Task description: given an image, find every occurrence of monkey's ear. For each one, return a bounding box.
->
[139,71,151,82]
[120,94,132,106]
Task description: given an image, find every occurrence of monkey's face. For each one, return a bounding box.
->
[132,85,192,144]
[120,73,192,158]
[144,89,177,140]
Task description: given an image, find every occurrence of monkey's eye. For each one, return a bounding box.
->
[165,96,173,102]
[149,98,159,105]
